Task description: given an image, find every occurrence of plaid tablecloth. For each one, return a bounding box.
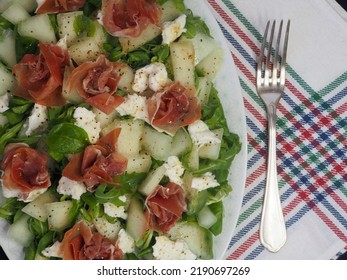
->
[206,0,347,259]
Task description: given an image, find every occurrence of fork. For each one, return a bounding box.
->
[256,20,290,253]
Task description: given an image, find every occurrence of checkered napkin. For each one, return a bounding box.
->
[206,0,347,259]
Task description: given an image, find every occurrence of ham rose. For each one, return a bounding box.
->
[145,182,187,233]
[67,55,125,114]
[100,0,162,38]
[12,43,69,106]
[59,221,123,260]
[36,0,86,14]
[62,128,127,191]
[0,143,51,201]
[147,82,201,134]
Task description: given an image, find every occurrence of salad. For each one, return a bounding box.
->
[0,0,241,260]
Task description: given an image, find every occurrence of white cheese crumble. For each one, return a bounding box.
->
[116,229,135,254]
[191,172,220,192]
[162,14,187,45]
[1,184,47,203]
[0,93,9,113]
[57,176,87,200]
[116,93,149,122]
[41,241,62,259]
[132,63,169,93]
[188,120,221,148]
[152,236,196,260]
[103,198,127,220]
[22,104,48,136]
[164,156,185,185]
[73,107,101,144]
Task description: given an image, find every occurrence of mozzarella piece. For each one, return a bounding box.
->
[116,229,135,254]
[132,63,169,93]
[73,107,101,144]
[22,104,48,136]
[162,14,187,45]
[41,241,62,258]
[188,120,221,148]
[152,235,196,260]
[191,172,220,192]
[116,93,149,122]
[1,183,47,203]
[103,199,127,220]
[0,93,9,113]
[164,156,185,185]
[57,176,86,200]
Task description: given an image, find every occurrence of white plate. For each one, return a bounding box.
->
[0,0,247,260]
[184,0,247,259]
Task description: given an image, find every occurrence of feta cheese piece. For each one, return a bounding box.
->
[188,120,221,148]
[116,229,135,254]
[0,93,9,113]
[21,104,48,136]
[152,235,196,260]
[162,14,187,45]
[164,156,185,185]
[191,172,220,192]
[132,63,169,93]
[73,107,101,144]
[103,196,127,220]
[1,183,47,203]
[57,176,86,200]
[41,241,62,258]
[116,93,149,122]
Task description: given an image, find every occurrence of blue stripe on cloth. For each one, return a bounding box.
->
[217,22,256,69]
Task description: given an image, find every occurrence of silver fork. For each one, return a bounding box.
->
[256,20,290,252]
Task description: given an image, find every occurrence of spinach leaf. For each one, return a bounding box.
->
[46,123,90,161]
[0,121,24,154]
[0,197,26,223]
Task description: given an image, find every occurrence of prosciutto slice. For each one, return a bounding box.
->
[100,0,162,38]
[147,82,201,134]
[145,182,187,233]
[12,43,69,106]
[67,55,124,114]
[62,128,127,190]
[0,143,51,201]
[36,0,86,14]
[59,221,123,260]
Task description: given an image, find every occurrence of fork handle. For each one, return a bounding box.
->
[260,102,287,252]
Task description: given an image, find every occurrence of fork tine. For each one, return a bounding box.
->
[279,20,291,86]
[257,20,270,82]
[272,20,283,84]
[264,21,275,85]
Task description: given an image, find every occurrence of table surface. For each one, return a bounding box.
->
[1,0,347,261]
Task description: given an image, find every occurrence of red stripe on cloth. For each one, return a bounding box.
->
[335,102,347,116]
[208,0,259,55]
[226,231,260,259]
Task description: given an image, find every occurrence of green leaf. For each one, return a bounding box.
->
[46,122,90,161]
[28,218,49,237]
[113,172,147,193]
[0,16,14,31]
[36,231,56,258]
[184,9,211,39]
[208,201,223,236]
[0,121,24,153]
[94,184,127,205]
[14,28,39,62]
[80,192,103,219]
[0,198,25,222]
